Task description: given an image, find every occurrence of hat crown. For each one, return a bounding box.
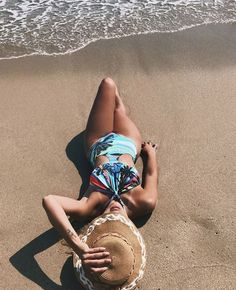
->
[92,233,135,285]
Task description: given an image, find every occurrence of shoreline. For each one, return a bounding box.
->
[1,23,236,78]
[0,19,236,62]
[0,21,235,62]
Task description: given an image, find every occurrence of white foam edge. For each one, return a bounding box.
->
[0,19,235,61]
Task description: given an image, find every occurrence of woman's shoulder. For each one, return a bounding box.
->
[126,184,144,200]
[122,186,143,215]
[124,185,155,218]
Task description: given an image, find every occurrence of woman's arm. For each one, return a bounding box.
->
[42,195,88,254]
[142,141,158,203]
[42,195,111,273]
[135,142,159,215]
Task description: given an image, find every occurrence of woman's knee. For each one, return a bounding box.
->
[100,77,116,89]
[96,77,117,103]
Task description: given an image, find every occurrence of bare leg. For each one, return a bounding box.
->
[113,89,142,156]
[84,77,117,153]
[84,77,142,156]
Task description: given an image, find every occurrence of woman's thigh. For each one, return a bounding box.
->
[113,107,142,155]
[84,78,116,152]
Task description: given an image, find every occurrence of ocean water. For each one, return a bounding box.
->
[0,0,235,59]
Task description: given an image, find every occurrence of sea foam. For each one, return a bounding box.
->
[0,0,235,59]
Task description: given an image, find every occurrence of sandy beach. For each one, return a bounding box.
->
[1,23,236,289]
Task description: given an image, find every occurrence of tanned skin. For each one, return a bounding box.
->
[42,78,158,277]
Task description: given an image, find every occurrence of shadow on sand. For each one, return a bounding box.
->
[9,130,151,288]
[65,130,93,198]
[9,131,89,289]
[9,228,86,290]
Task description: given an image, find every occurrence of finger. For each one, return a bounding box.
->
[84,258,111,267]
[90,267,109,273]
[86,247,106,254]
[83,252,110,260]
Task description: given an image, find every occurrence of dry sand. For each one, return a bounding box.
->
[0,23,236,290]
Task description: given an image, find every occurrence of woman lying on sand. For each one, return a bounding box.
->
[42,77,158,289]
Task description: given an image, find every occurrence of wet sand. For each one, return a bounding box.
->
[0,23,236,289]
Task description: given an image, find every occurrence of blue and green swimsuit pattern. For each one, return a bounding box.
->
[88,132,140,206]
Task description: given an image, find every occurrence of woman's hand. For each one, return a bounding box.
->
[141,141,158,157]
[80,246,111,275]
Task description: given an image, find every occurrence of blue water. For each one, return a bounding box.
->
[0,0,235,59]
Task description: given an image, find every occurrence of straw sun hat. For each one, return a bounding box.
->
[73,213,146,290]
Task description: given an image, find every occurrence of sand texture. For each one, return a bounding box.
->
[0,23,236,289]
